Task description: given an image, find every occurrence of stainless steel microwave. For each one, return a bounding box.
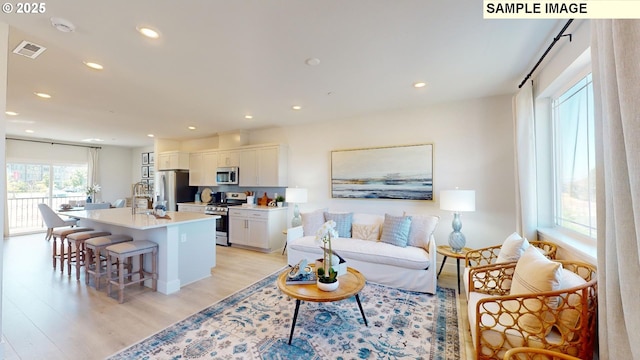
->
[216,167,238,185]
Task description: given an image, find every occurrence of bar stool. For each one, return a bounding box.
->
[106,240,158,303]
[85,234,133,289]
[66,230,111,279]
[51,227,93,271]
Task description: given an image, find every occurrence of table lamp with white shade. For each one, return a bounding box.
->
[285,187,308,227]
[440,189,476,252]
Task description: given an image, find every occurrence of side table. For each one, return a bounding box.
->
[436,245,474,294]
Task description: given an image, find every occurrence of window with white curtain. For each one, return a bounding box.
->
[551,73,596,238]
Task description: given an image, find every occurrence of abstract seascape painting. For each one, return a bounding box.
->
[331,144,433,200]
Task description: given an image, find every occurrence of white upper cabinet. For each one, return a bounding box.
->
[189,150,217,186]
[157,151,190,170]
[217,151,240,167]
[239,145,287,187]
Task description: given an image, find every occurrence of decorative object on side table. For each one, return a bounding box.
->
[440,188,475,252]
[315,220,339,291]
[286,187,308,227]
[275,195,285,207]
[86,183,101,204]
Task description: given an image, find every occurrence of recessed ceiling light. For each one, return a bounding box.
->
[188,126,196,130]
[5,111,18,116]
[291,105,302,110]
[50,17,75,33]
[147,134,155,138]
[413,82,427,88]
[83,61,104,70]
[305,58,321,66]
[34,92,51,99]
[81,138,104,142]
[137,26,160,39]
[245,115,253,119]
[25,129,34,133]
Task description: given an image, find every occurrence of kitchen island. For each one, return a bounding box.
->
[64,207,219,294]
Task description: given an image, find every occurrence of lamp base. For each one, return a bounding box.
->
[448,231,466,253]
[291,204,302,227]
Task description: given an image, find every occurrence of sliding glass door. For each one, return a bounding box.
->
[6,162,87,235]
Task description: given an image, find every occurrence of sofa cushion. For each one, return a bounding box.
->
[324,212,353,238]
[301,208,326,236]
[403,212,438,249]
[351,223,380,241]
[352,213,384,240]
[380,214,412,247]
[496,232,530,263]
[289,236,430,270]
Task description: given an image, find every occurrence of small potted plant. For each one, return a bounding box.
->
[315,220,340,291]
[275,195,285,207]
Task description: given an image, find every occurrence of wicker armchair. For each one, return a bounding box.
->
[465,241,558,267]
[467,260,597,360]
[503,347,581,360]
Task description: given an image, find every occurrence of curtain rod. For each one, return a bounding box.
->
[518,19,574,89]
[6,137,102,149]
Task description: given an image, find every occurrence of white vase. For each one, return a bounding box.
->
[317,279,339,292]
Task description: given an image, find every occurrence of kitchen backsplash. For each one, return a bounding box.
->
[196,185,286,204]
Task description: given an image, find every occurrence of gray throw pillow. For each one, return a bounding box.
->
[323,212,353,238]
[380,214,412,247]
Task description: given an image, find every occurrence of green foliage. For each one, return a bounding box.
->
[275,195,285,202]
[317,266,337,284]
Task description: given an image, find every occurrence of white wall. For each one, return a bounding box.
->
[250,94,517,250]
[97,146,135,203]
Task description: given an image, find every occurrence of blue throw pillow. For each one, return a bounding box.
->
[380,214,412,247]
[324,212,353,238]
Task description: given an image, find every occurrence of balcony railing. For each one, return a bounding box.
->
[7,195,86,235]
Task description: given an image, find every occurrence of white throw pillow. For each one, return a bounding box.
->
[496,232,530,263]
[403,212,438,249]
[507,246,563,335]
[301,208,327,236]
[555,269,588,340]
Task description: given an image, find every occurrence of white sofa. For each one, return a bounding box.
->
[286,210,439,294]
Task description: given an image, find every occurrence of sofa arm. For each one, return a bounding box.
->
[286,226,304,243]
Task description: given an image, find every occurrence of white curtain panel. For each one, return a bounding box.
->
[512,81,538,240]
[592,20,640,360]
[88,147,100,201]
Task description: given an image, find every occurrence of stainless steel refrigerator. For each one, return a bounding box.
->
[157,170,198,211]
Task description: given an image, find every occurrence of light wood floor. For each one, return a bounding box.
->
[2,233,474,360]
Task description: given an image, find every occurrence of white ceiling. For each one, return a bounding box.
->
[1,1,560,148]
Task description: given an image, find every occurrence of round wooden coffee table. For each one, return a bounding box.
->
[277,266,368,345]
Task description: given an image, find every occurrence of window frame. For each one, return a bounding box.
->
[549,72,596,240]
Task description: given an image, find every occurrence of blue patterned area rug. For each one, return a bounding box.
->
[107,270,459,359]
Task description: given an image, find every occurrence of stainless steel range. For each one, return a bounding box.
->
[204,192,247,246]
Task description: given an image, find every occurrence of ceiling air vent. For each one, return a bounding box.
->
[12,40,47,59]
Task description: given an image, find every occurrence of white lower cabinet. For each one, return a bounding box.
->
[229,207,287,252]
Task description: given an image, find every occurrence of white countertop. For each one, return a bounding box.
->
[63,207,219,230]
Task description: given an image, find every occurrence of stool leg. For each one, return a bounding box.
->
[152,248,158,291]
[107,252,113,297]
[52,236,58,269]
[67,240,73,275]
[76,241,85,281]
[94,247,103,290]
[139,254,144,286]
[118,256,126,304]
[60,238,66,273]
[85,248,92,285]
